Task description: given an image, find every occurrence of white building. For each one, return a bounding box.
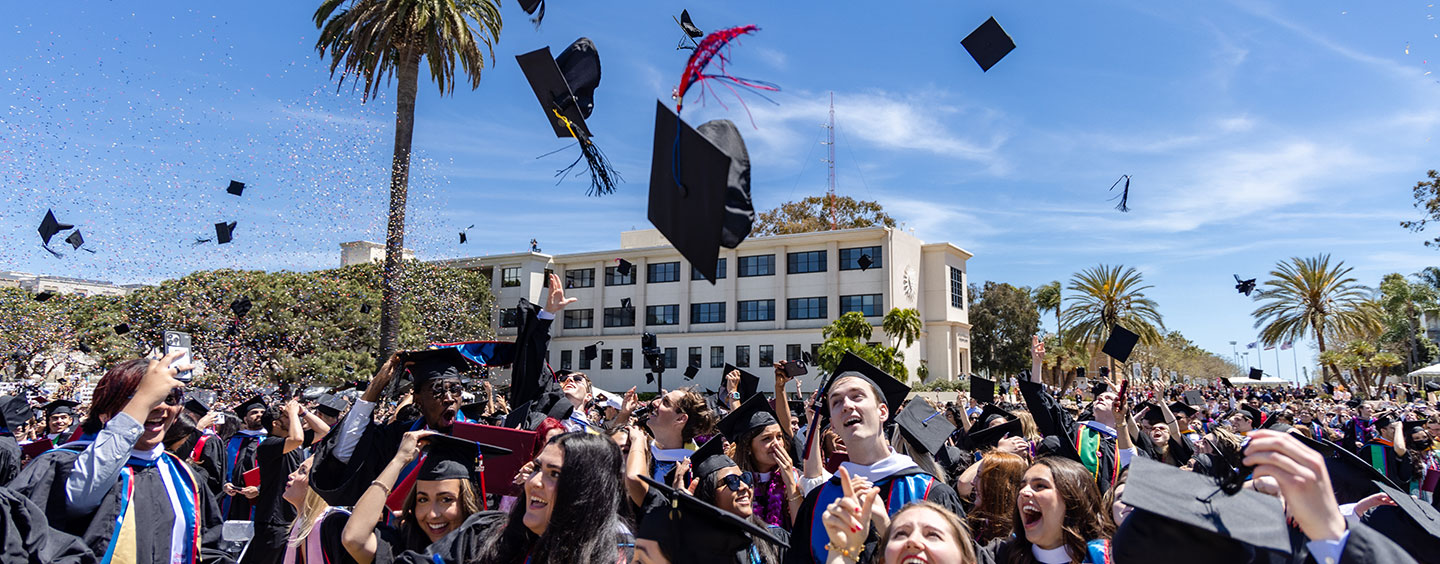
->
[343,227,974,393]
[0,271,136,298]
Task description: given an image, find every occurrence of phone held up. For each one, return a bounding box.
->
[163,330,193,382]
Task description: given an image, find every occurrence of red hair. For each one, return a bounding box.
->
[533,417,567,458]
[81,359,149,435]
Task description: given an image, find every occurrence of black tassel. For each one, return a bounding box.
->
[555,136,622,197]
[41,245,62,258]
[192,237,213,247]
[1109,175,1131,212]
[531,0,545,28]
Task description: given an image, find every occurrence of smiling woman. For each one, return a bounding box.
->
[980,456,1112,564]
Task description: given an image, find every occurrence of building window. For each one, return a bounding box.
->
[500,308,519,328]
[737,299,775,322]
[646,305,680,326]
[840,294,883,317]
[710,346,725,368]
[561,350,573,371]
[736,345,751,368]
[664,347,678,369]
[951,267,964,308]
[691,302,726,324]
[787,250,828,274]
[738,254,775,277]
[811,344,821,362]
[840,246,882,271]
[621,349,633,369]
[786,344,802,361]
[580,350,593,370]
[647,262,680,283]
[692,258,727,281]
[563,309,593,329]
[604,307,635,327]
[601,349,614,370]
[605,266,635,286]
[787,297,828,320]
[501,267,522,288]
[565,268,595,288]
[688,347,702,369]
[759,344,774,366]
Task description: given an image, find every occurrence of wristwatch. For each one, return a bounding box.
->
[729,391,740,400]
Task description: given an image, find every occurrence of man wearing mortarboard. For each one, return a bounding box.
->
[787,353,962,563]
[1359,412,1411,487]
[309,273,574,508]
[223,393,268,520]
[0,396,27,484]
[41,399,79,445]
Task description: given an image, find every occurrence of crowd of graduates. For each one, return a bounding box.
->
[0,277,1436,563]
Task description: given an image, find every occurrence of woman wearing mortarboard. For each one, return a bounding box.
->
[8,351,231,562]
[716,393,804,530]
[1015,368,1140,494]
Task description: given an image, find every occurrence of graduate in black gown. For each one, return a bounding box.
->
[223,394,268,520]
[0,395,31,484]
[9,353,231,563]
[1018,375,1139,493]
[0,485,96,563]
[244,400,330,564]
[686,436,790,563]
[41,399,79,445]
[280,456,358,564]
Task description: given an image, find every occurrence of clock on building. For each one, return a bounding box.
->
[902,265,918,302]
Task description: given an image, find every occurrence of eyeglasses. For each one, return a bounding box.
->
[717,472,755,492]
[430,382,465,399]
[562,374,589,385]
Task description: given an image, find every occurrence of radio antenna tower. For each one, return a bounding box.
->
[822,92,837,230]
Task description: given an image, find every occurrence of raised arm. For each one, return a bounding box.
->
[341,430,432,564]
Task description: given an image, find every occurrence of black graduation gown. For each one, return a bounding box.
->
[506,300,556,410]
[783,467,962,564]
[385,511,508,564]
[8,446,231,563]
[1019,379,1127,492]
[225,433,264,520]
[192,433,227,499]
[0,434,22,485]
[0,485,95,564]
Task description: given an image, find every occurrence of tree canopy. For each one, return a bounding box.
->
[753,195,897,236]
[969,281,1041,378]
[1400,169,1440,248]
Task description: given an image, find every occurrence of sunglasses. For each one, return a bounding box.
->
[429,382,465,399]
[717,472,755,492]
[164,388,185,406]
[562,374,589,385]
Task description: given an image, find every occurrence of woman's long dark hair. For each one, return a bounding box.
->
[480,432,628,564]
[695,466,782,564]
[732,423,794,474]
[1005,456,1111,564]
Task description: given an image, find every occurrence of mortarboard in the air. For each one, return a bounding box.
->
[723,363,760,403]
[516,0,544,25]
[690,435,737,479]
[0,396,34,433]
[1247,367,1263,380]
[960,17,1016,72]
[232,395,267,418]
[64,230,85,251]
[683,364,699,380]
[620,297,632,310]
[1168,401,1199,418]
[226,180,245,196]
[183,397,210,417]
[1112,457,1292,562]
[40,399,78,419]
[615,259,634,277]
[635,475,789,563]
[648,101,754,285]
[857,253,874,271]
[970,375,995,405]
[516,38,618,196]
[38,209,73,247]
[1219,377,1233,388]
[214,221,237,245]
[315,394,348,418]
[824,351,910,415]
[416,434,511,481]
[1101,325,1139,363]
[582,343,599,362]
[1361,479,1440,562]
[34,291,55,302]
[1233,275,1256,297]
[715,394,778,441]
[1182,390,1205,408]
[113,323,129,335]
[360,303,372,314]
[895,398,955,455]
[230,296,252,318]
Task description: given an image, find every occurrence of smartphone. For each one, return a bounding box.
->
[1116,379,1130,411]
[163,331,193,382]
[784,359,809,378]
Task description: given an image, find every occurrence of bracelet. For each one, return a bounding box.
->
[369,480,392,496]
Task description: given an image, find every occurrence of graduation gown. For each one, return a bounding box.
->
[784,462,962,564]
[0,485,95,564]
[282,508,359,564]
[224,431,265,520]
[1359,438,1412,487]
[0,434,22,485]
[192,433,227,498]
[8,444,230,563]
[1019,380,1129,492]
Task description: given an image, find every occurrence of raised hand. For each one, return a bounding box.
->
[821,467,879,563]
[544,273,577,314]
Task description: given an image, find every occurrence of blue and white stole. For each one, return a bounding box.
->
[58,439,202,564]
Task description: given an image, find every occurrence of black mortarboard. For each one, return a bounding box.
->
[113,323,129,335]
[690,435,737,479]
[715,394,778,441]
[723,364,760,403]
[970,375,995,405]
[230,296,252,318]
[38,209,73,246]
[616,259,634,277]
[1183,390,1205,408]
[214,221,237,245]
[77,342,91,354]
[1091,380,1109,397]
[620,297,632,309]
[895,398,955,455]
[1101,325,1139,363]
[1233,275,1256,297]
[64,230,85,250]
[960,17,1016,72]
[226,180,245,196]
[788,399,808,426]
[1248,367,1263,380]
[516,0,544,24]
[1168,401,1198,418]
[857,253,874,271]
[416,434,510,481]
[1219,377,1233,388]
[400,348,474,388]
[1113,457,1292,561]
[1293,434,1396,503]
[315,394,348,418]
[1344,398,1362,409]
[967,405,1022,449]
[1136,401,1166,426]
[648,101,754,284]
[635,475,789,563]
[582,344,599,362]
[683,365,699,380]
[1361,479,1440,562]
[459,402,487,422]
[1403,419,1427,439]
[40,399,78,419]
[34,291,55,302]
[360,303,372,314]
[0,397,33,433]
[825,352,910,415]
[976,404,1016,428]
[183,397,210,417]
[516,38,617,196]
[233,395,267,418]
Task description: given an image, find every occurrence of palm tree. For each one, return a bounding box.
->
[1061,265,1165,376]
[882,307,923,349]
[1251,255,1377,385]
[1033,281,1062,384]
[314,0,503,361]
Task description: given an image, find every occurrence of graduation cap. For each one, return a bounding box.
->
[715,394,778,441]
[315,394,348,418]
[788,399,808,426]
[112,323,129,335]
[1113,457,1292,562]
[1182,390,1205,408]
[76,342,92,354]
[675,9,704,50]
[1426,381,1440,392]
[582,343,600,362]
[1168,401,1199,418]
[857,253,874,271]
[1361,479,1440,562]
[0,396,34,433]
[615,259,634,277]
[620,297,632,310]
[459,402,487,422]
[1292,434,1396,504]
[458,224,474,245]
[723,364,760,403]
[516,38,618,197]
[183,397,210,417]
[226,180,245,196]
[64,230,87,251]
[230,296,252,318]
[40,399,78,419]
[1101,325,1139,363]
[895,398,955,455]
[635,475,789,563]
[690,435,737,479]
[1247,367,1263,380]
[648,101,755,285]
[683,365,700,380]
[1091,380,1110,397]
[232,395,267,418]
[1233,275,1256,297]
[417,434,511,481]
[516,0,544,25]
[967,411,1022,450]
[504,391,575,429]
[960,17,1016,72]
[399,348,476,389]
[198,221,238,245]
[359,303,372,314]
[969,375,995,405]
[824,352,911,416]
[1219,377,1233,389]
[38,209,74,246]
[1136,401,1167,426]
[33,291,55,302]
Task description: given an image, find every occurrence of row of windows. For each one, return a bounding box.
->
[559,343,822,371]
[554,294,882,328]
[556,246,883,288]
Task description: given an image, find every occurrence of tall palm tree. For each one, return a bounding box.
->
[314,0,503,361]
[882,307,923,349]
[1033,281,1063,384]
[1061,265,1165,376]
[1251,255,1377,384]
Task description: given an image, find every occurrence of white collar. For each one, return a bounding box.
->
[838,452,919,482]
[130,443,164,462]
[1031,544,1071,564]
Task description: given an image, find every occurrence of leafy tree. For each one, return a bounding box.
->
[1378,272,1440,372]
[0,288,78,380]
[314,0,504,361]
[1400,169,1440,248]
[1251,255,1379,387]
[817,311,911,381]
[1319,341,1402,397]
[1126,330,1242,385]
[969,282,1041,378]
[882,308,922,349]
[753,195,897,236]
[1062,265,1165,375]
[1032,281,1065,384]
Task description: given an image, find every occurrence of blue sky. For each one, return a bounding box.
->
[3,1,1439,381]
